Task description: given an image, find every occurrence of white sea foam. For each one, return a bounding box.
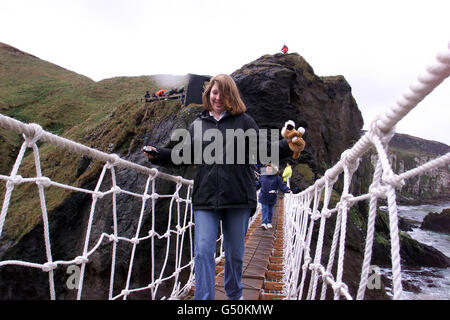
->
[379,202,450,300]
[380,267,450,300]
[381,201,450,224]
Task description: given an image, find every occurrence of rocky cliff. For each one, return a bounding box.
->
[355,132,450,205]
[421,208,450,234]
[386,133,450,204]
[232,53,363,175]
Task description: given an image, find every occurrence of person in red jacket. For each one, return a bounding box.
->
[281,44,289,54]
[156,89,166,97]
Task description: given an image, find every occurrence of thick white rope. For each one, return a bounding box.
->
[282,41,450,300]
[0,113,193,187]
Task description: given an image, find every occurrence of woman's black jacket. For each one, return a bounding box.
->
[150,110,291,213]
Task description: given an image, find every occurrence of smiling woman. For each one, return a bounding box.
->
[142,73,292,300]
[202,74,247,119]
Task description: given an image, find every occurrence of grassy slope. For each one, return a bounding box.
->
[0,42,187,240]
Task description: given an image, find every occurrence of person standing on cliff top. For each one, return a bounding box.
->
[281,44,289,54]
[142,74,293,300]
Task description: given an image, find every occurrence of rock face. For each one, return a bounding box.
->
[363,132,450,205]
[388,134,450,204]
[232,53,363,177]
[371,209,450,269]
[421,208,450,234]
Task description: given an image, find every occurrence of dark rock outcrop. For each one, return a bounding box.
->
[232,53,363,178]
[372,210,450,269]
[421,208,450,234]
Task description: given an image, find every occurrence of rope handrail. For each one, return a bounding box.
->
[0,113,193,187]
[0,112,197,300]
[282,41,450,300]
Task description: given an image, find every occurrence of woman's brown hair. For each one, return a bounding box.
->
[202,74,246,115]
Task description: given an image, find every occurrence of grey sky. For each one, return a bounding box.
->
[1,0,449,144]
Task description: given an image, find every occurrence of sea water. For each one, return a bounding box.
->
[380,201,450,300]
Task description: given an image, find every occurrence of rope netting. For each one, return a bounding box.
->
[0,41,448,300]
[0,111,261,300]
[0,114,217,300]
[281,41,450,300]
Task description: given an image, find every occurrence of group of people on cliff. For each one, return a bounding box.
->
[144,86,185,102]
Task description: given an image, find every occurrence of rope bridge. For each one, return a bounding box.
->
[0,42,449,300]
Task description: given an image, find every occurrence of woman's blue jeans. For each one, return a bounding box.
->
[193,208,250,300]
[261,203,274,224]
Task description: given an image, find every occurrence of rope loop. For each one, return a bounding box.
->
[332,281,349,295]
[93,191,104,200]
[151,193,160,200]
[322,271,334,282]
[369,184,387,199]
[106,153,121,169]
[322,209,333,219]
[36,177,52,188]
[337,194,354,211]
[42,262,57,272]
[368,115,396,146]
[121,289,130,297]
[302,257,312,271]
[305,207,312,216]
[176,225,184,234]
[111,186,122,194]
[311,210,322,221]
[382,172,405,189]
[23,123,44,147]
[149,168,159,179]
[324,170,338,186]
[7,175,23,187]
[107,234,119,243]
[309,263,325,274]
[143,194,151,201]
[340,150,360,173]
[74,256,89,264]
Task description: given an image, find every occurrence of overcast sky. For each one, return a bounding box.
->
[1,0,449,144]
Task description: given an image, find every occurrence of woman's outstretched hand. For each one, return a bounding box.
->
[142,146,159,160]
